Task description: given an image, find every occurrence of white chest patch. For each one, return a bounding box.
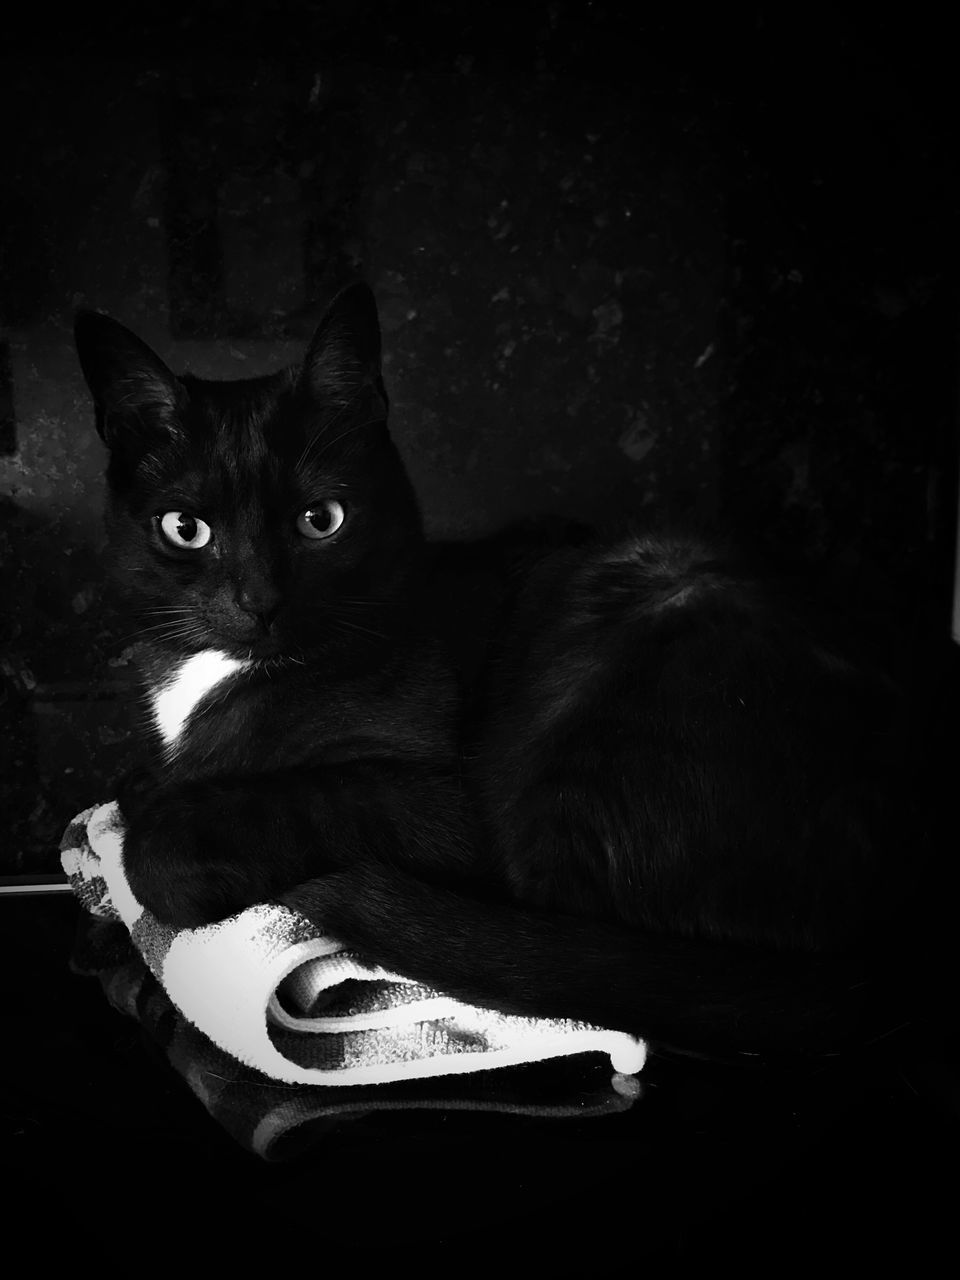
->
[150,650,250,749]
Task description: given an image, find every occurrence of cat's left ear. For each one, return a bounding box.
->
[299,282,388,420]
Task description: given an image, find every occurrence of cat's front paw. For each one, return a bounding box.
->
[121,788,280,929]
[115,765,162,824]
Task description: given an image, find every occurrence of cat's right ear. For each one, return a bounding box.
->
[74,311,186,450]
[299,282,387,418]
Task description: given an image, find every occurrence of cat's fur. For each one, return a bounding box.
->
[75,284,925,1062]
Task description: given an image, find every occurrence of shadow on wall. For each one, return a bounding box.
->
[1,497,136,867]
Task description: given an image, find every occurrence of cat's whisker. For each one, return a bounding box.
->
[295,411,386,477]
[329,615,386,641]
[117,625,177,645]
[310,416,384,461]
[132,618,190,633]
[336,597,400,609]
[125,619,194,639]
[126,619,212,650]
[294,389,367,470]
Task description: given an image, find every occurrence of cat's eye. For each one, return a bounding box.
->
[296,500,346,541]
[158,511,213,550]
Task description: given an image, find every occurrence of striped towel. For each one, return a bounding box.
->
[60,802,647,1090]
[70,917,641,1160]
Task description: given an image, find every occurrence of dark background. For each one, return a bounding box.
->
[1,1,957,1262]
[1,3,957,874]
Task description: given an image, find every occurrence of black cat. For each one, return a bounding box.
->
[74,284,925,1061]
[74,287,474,913]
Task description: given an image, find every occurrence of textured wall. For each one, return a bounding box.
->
[1,7,956,870]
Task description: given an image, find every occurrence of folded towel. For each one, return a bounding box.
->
[70,914,641,1160]
[61,802,647,1089]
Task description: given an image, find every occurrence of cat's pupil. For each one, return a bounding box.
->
[307,508,331,532]
[178,515,198,541]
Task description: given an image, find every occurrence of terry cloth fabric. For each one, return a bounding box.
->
[70,913,641,1161]
[60,802,647,1090]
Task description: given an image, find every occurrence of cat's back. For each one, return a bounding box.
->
[475,531,911,949]
[482,531,779,748]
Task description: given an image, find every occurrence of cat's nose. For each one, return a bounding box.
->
[236,586,281,632]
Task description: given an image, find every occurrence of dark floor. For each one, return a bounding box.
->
[1,892,956,1262]
[2,4,959,1261]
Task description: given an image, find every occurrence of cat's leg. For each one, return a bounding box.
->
[121,764,473,928]
[115,764,163,823]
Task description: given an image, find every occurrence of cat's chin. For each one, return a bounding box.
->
[239,637,286,662]
[194,632,285,664]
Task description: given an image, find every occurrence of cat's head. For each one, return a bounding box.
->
[75,283,424,665]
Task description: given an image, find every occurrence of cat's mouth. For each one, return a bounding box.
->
[240,635,285,661]
[197,626,284,663]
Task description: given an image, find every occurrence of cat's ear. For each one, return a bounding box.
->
[299,282,387,418]
[74,311,186,449]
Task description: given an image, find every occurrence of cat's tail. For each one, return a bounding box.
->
[281,864,914,1062]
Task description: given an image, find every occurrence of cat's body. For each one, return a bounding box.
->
[75,284,925,1061]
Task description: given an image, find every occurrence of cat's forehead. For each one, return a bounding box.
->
[180,370,297,447]
[138,388,345,508]
[180,367,294,407]
[177,369,367,464]
[127,365,380,507]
